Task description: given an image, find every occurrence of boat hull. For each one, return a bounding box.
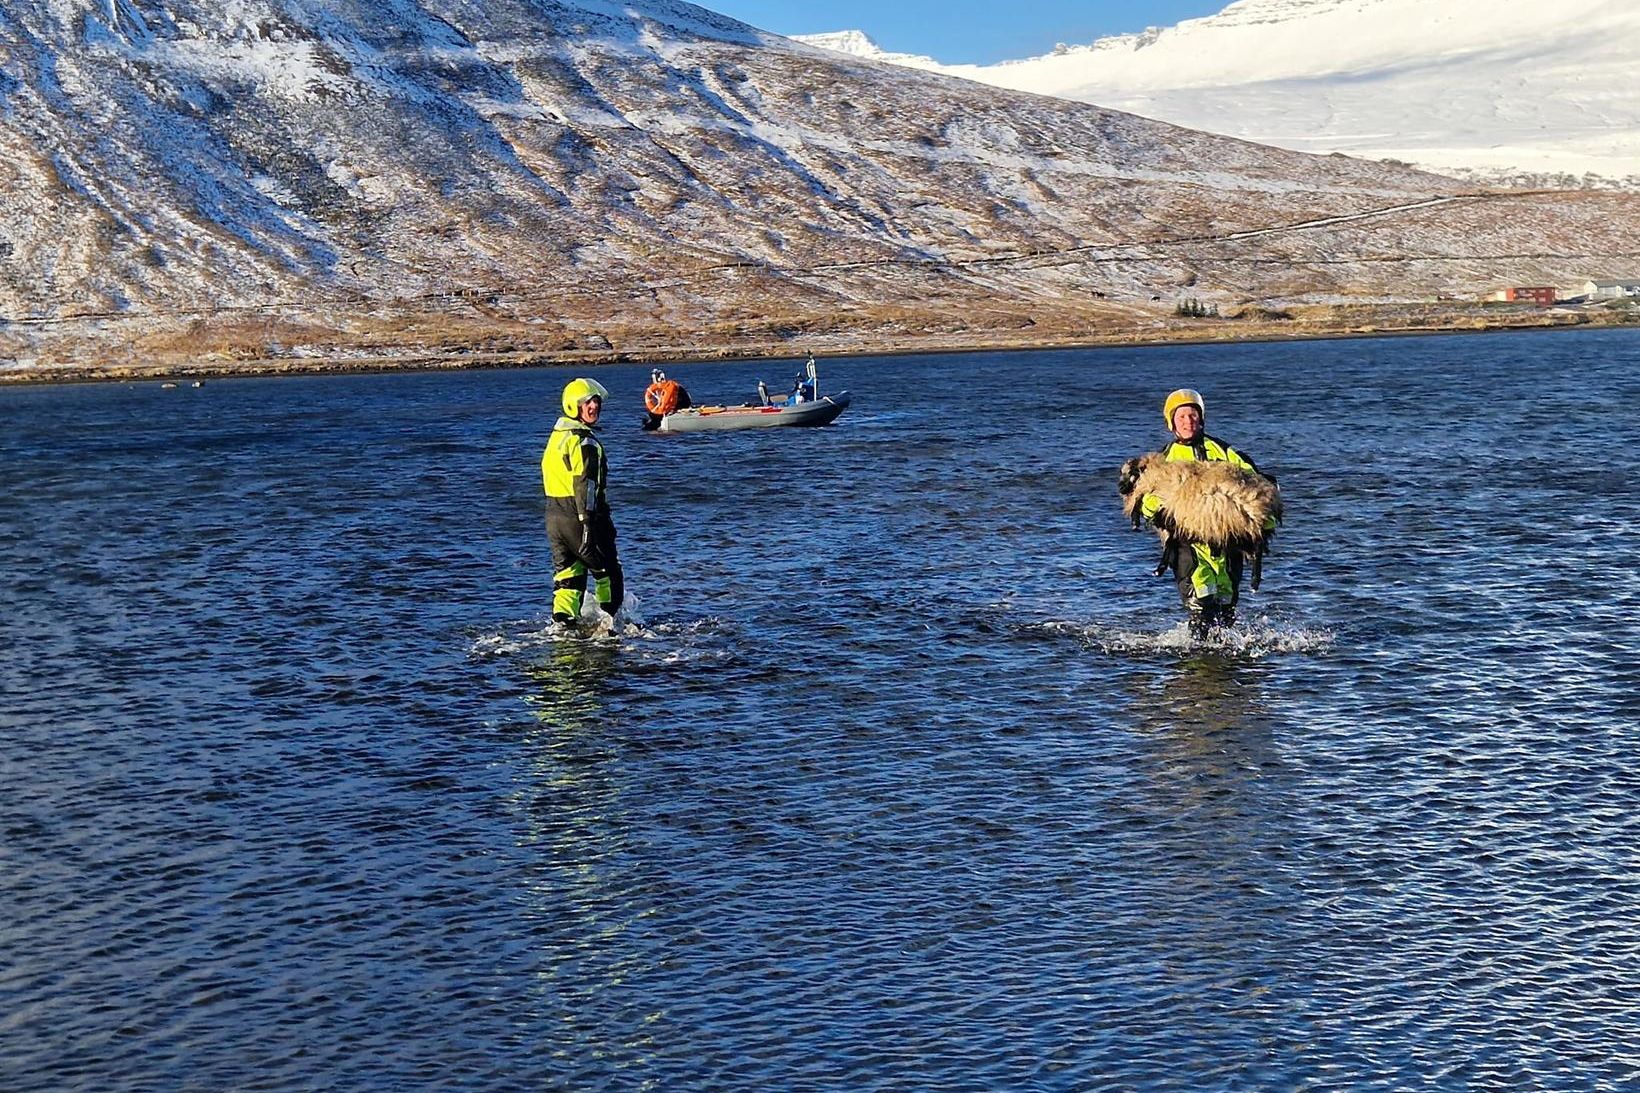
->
[658,392,850,432]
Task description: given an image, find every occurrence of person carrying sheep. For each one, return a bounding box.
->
[1117,388,1280,638]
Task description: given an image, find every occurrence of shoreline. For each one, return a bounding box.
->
[3,309,1634,387]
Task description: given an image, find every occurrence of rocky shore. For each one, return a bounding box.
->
[4,299,1635,386]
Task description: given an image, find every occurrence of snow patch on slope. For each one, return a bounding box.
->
[799,0,1640,184]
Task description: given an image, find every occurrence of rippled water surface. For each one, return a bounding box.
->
[6,330,1640,1090]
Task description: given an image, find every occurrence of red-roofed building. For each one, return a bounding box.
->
[1484,286,1558,305]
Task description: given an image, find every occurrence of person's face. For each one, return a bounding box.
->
[578,396,602,424]
[1172,404,1202,440]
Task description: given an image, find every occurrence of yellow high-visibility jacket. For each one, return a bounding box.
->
[542,416,607,520]
[1140,435,1264,526]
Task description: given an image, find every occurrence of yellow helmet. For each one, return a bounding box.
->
[1163,388,1204,428]
[561,377,609,417]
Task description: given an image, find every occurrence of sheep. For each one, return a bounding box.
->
[1118,452,1282,552]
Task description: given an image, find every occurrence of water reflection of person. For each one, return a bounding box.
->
[1123,657,1304,937]
[523,640,622,735]
[1126,657,1297,823]
[1131,656,1279,741]
[514,641,642,1034]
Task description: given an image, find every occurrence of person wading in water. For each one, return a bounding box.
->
[1118,388,1280,639]
[543,378,624,626]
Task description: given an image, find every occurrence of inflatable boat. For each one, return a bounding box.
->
[656,392,850,432]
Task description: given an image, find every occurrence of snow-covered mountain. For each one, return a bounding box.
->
[3,0,1639,377]
[799,0,1640,187]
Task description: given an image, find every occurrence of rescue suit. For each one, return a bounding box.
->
[1118,389,1280,635]
[1139,436,1269,611]
[543,382,623,623]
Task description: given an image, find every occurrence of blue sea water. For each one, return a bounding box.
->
[4,328,1640,1090]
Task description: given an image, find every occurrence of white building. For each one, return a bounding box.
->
[1580,278,1640,299]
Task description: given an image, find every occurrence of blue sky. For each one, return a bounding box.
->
[707,1,1228,65]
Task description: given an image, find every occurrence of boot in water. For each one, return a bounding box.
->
[1186,597,1235,640]
[1186,599,1211,641]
